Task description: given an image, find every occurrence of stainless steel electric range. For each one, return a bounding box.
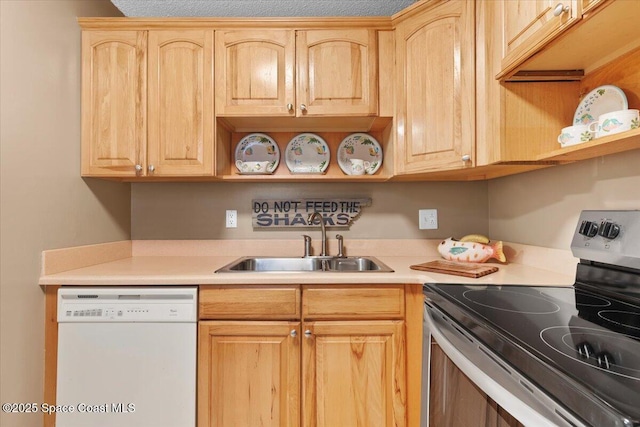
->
[423,210,640,427]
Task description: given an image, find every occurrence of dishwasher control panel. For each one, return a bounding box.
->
[57,288,197,322]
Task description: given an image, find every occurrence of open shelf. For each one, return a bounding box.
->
[215,117,394,182]
[537,128,640,162]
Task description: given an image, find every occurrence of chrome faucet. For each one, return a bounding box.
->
[307,212,327,256]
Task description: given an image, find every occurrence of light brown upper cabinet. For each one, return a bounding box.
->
[82,29,214,178]
[297,30,378,116]
[81,31,147,177]
[215,29,378,117]
[215,30,295,116]
[477,0,640,170]
[500,0,579,77]
[147,30,214,177]
[394,0,475,175]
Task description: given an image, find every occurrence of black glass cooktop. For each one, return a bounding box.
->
[424,282,640,427]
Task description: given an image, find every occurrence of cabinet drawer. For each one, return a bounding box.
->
[199,285,301,320]
[302,285,405,320]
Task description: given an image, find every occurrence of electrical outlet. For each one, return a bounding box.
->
[419,209,438,230]
[226,210,238,228]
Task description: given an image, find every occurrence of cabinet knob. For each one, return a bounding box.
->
[553,3,570,16]
[287,103,294,112]
[461,154,471,162]
[290,329,297,337]
[148,165,155,174]
[300,104,307,112]
[304,329,312,338]
[134,164,143,174]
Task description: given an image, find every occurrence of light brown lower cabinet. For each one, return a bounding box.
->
[429,342,523,427]
[197,285,409,427]
[198,321,301,427]
[302,320,405,427]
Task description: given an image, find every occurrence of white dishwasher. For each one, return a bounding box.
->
[56,287,197,427]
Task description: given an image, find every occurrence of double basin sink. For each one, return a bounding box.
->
[216,256,394,273]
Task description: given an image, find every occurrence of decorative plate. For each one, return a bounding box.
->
[285,133,330,174]
[573,85,628,125]
[234,133,280,174]
[337,133,383,175]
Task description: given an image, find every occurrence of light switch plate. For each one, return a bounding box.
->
[226,210,238,228]
[419,209,438,230]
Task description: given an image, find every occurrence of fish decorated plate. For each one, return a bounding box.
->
[285,133,330,174]
[573,85,628,125]
[337,133,383,175]
[234,133,280,174]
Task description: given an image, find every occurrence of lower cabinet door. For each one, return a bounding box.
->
[198,321,300,427]
[302,320,406,427]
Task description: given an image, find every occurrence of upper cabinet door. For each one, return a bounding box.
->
[148,30,214,176]
[297,30,378,117]
[81,31,147,177]
[395,0,475,174]
[501,0,579,73]
[215,30,295,116]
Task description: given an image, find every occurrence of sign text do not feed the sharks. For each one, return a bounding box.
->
[252,198,372,228]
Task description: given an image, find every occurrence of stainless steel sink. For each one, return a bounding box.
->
[215,256,394,273]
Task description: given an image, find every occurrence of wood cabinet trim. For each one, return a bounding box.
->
[78,17,394,31]
[199,285,301,320]
[302,285,405,320]
[43,285,60,427]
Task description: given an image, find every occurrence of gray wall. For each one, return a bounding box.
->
[131,147,640,250]
[0,2,128,427]
[488,149,640,249]
[131,181,489,240]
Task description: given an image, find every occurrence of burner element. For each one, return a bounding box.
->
[574,291,611,308]
[541,325,640,381]
[463,289,560,314]
[598,310,640,331]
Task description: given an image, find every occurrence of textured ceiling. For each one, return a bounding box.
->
[110,0,416,17]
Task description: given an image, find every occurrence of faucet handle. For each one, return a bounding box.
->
[302,234,312,257]
[336,234,344,258]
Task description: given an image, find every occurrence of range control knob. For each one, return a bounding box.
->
[578,220,598,237]
[598,221,620,239]
[576,341,594,360]
[596,351,615,370]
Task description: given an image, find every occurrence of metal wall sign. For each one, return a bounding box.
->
[252,198,372,228]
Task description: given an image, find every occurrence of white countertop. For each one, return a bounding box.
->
[38,240,577,287]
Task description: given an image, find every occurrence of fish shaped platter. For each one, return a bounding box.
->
[438,237,506,263]
[285,133,330,174]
